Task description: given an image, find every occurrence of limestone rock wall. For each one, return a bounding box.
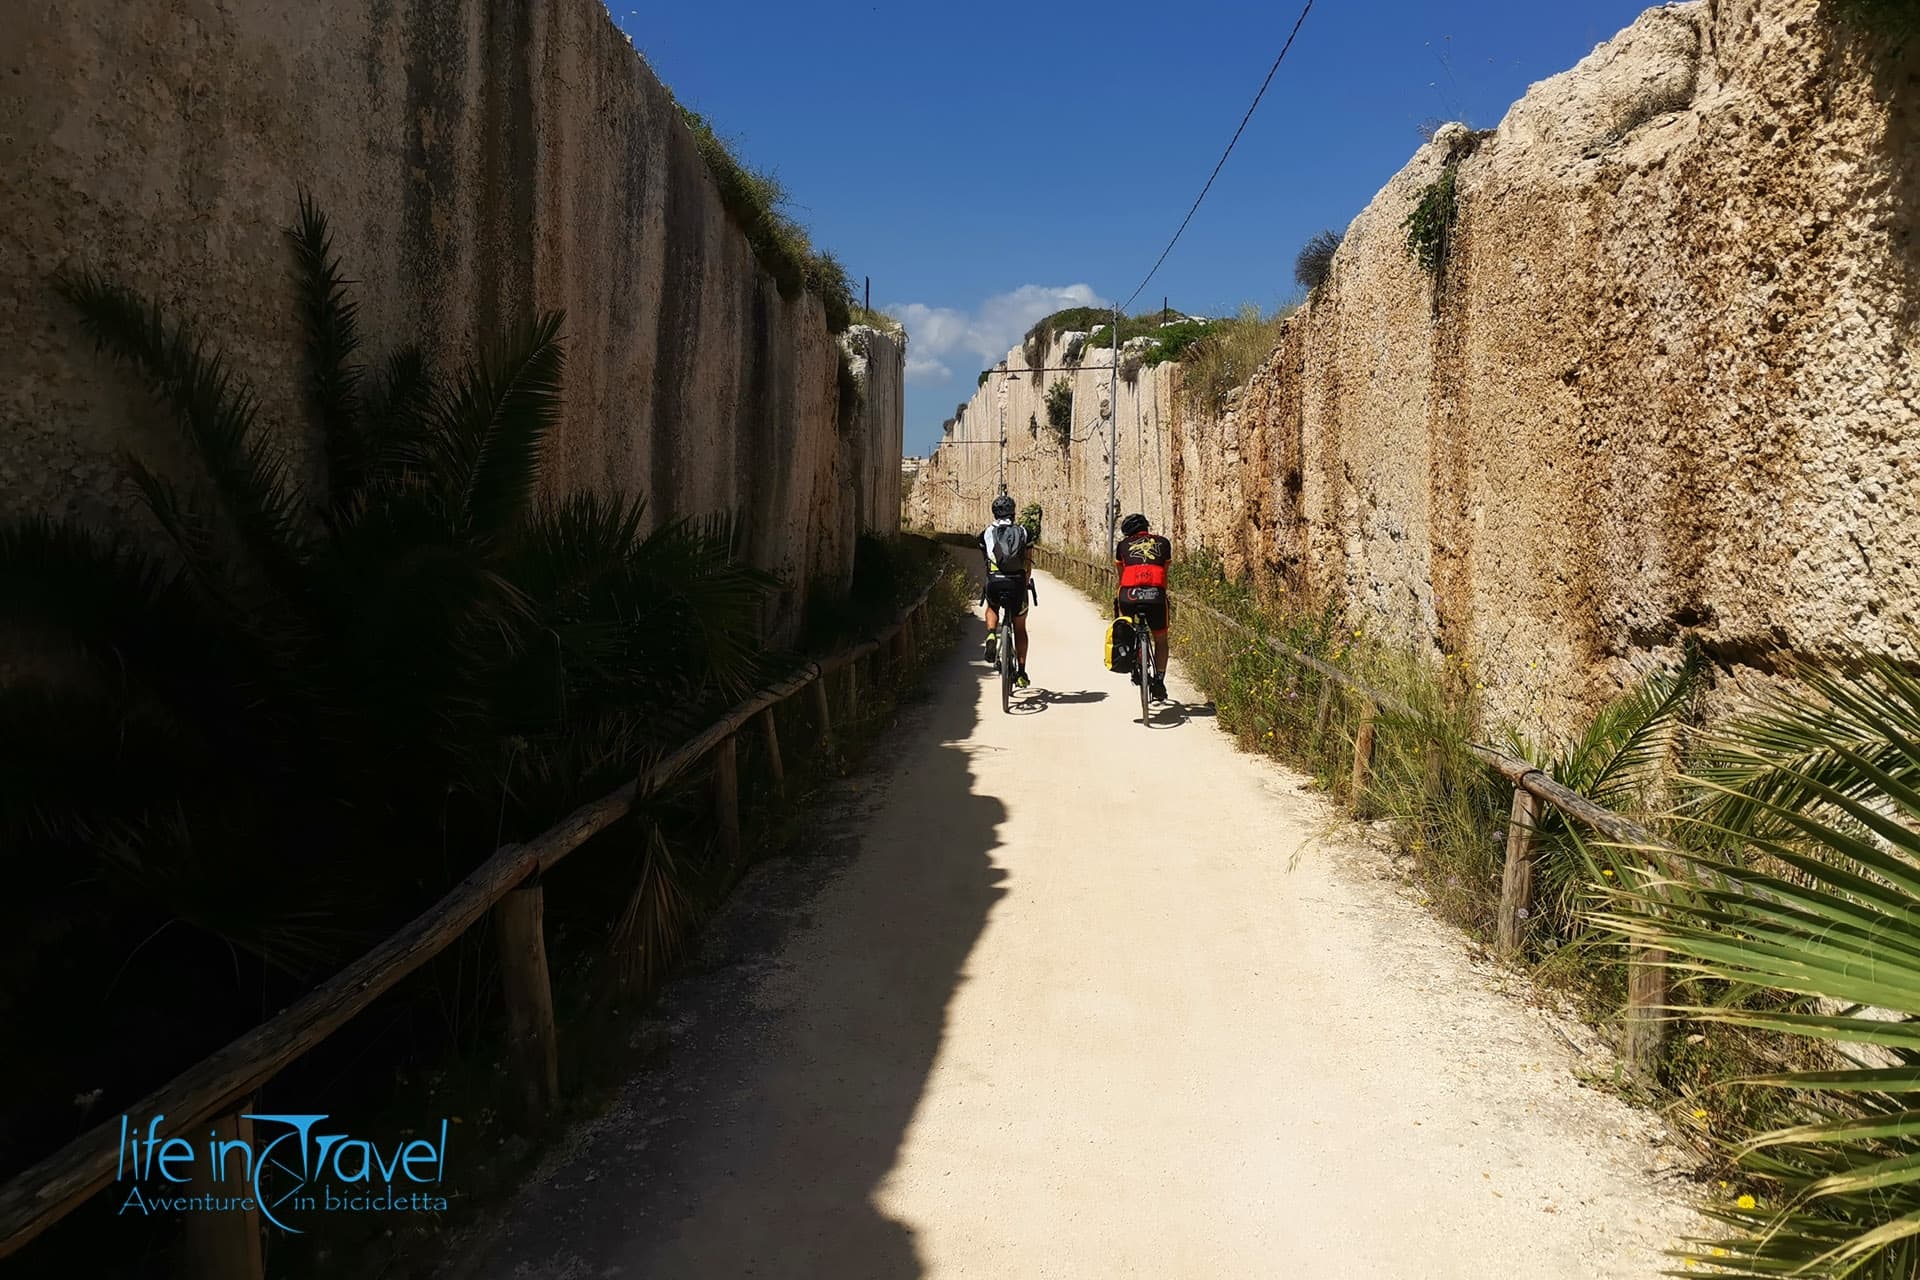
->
[905,333,1177,561]
[1,0,903,634]
[843,325,907,539]
[910,0,1919,737]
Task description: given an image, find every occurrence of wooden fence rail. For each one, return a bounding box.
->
[1027,541,1676,1067]
[0,582,944,1269]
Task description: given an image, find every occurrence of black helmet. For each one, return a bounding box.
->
[1120,512,1150,537]
[992,494,1016,519]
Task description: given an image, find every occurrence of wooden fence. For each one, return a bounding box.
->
[1030,541,1674,1066]
[0,584,944,1273]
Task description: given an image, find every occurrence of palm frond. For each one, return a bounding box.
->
[54,265,314,580]
[613,821,699,990]
[0,514,190,669]
[288,189,365,504]
[361,345,435,486]
[0,680,204,857]
[95,808,358,977]
[627,511,777,698]
[1598,654,1920,1277]
[1504,651,1699,946]
[1694,652,1920,852]
[431,310,565,540]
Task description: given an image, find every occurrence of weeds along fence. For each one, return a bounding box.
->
[0,583,946,1275]
[1027,541,1681,1064]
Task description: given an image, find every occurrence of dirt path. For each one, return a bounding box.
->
[452,567,1695,1279]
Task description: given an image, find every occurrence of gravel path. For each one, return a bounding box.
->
[449,567,1696,1279]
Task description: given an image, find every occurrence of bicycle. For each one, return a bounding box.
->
[985,577,1037,714]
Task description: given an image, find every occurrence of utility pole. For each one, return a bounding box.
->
[1107,304,1119,547]
[998,381,1007,496]
[865,276,870,312]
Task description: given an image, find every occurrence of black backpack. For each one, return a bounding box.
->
[984,522,1029,575]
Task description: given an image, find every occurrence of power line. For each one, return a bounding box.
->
[1118,0,1316,313]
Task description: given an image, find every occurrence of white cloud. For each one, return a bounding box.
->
[892,283,1107,383]
[904,353,952,384]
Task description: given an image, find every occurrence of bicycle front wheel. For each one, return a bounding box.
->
[1137,628,1153,724]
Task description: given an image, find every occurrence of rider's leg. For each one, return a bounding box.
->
[1013,610,1030,667]
[985,602,1000,631]
[1153,629,1169,676]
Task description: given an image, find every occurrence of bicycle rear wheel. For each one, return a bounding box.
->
[1137,625,1153,723]
[1000,627,1014,714]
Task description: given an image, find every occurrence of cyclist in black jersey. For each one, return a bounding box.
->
[1114,512,1171,703]
[980,494,1034,688]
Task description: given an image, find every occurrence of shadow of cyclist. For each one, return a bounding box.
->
[1006,688,1108,715]
[1138,699,1218,729]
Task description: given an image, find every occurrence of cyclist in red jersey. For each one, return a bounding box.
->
[1113,512,1171,703]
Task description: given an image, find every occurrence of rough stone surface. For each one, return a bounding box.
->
[842,324,906,539]
[2,0,902,636]
[910,0,1920,737]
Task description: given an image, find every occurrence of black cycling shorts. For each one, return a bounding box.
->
[986,575,1030,617]
[1116,586,1168,633]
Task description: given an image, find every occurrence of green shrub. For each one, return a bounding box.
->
[0,197,778,1183]
[1403,163,1460,278]
[677,107,853,330]
[1019,502,1043,545]
[1023,306,1111,368]
[1137,318,1215,365]
[1045,379,1073,445]
[1294,229,1342,292]
[1082,309,1202,359]
[849,304,901,332]
[1174,304,1291,419]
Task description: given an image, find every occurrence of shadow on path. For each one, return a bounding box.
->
[451,636,1004,1279]
[1006,686,1109,715]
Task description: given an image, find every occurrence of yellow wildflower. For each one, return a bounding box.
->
[1736,1193,1757,1210]
[1691,1108,1709,1120]
[1601,869,1615,878]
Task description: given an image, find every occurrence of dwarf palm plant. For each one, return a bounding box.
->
[1598,654,1920,1277]
[1504,648,1700,949]
[0,193,773,977]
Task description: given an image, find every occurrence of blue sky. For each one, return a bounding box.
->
[612,1,1653,456]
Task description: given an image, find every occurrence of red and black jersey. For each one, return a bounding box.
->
[1114,532,1171,590]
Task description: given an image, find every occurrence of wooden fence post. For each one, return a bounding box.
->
[1625,944,1670,1072]
[812,674,834,750]
[181,1112,263,1280]
[712,734,742,872]
[845,662,861,722]
[760,707,785,799]
[1423,743,1445,800]
[1349,702,1377,812]
[494,883,559,1128]
[1313,681,1337,741]
[1496,787,1541,958]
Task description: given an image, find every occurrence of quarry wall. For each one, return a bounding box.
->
[910,0,1919,736]
[2,0,903,634]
